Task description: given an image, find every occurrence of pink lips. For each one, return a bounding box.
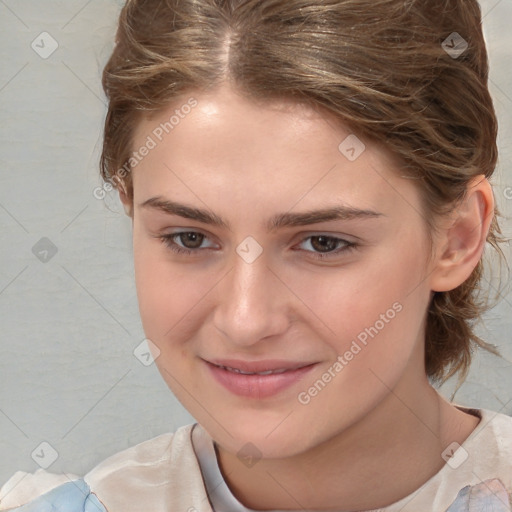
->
[204,359,317,399]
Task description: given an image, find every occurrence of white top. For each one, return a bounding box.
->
[1,406,511,511]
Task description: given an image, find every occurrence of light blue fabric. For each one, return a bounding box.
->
[446,479,511,511]
[7,478,107,512]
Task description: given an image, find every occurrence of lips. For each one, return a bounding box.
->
[204,359,317,399]
[215,364,290,376]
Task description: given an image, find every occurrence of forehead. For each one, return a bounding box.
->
[133,86,343,157]
[130,85,418,219]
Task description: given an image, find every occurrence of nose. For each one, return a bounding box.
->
[212,249,291,347]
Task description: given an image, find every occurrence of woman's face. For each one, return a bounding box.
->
[128,83,437,458]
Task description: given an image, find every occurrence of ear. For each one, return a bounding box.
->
[429,175,494,292]
[116,178,133,218]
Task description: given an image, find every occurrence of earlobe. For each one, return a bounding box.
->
[430,176,494,292]
[122,201,133,217]
[115,177,133,218]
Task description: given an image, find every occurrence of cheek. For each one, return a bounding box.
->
[291,243,429,373]
[132,246,206,396]
[133,238,202,344]
[291,249,422,332]
[293,272,428,435]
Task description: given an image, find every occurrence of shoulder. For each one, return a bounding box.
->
[480,406,512,429]
[446,477,512,511]
[0,476,106,511]
[83,423,209,511]
[381,407,512,511]
[473,408,512,458]
[441,407,512,512]
[82,425,188,485]
[455,407,512,482]
[0,424,201,512]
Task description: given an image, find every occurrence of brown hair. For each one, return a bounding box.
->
[100,0,507,392]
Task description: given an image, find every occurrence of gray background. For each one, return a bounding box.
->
[0,0,511,484]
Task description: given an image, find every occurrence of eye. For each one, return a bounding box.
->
[156,231,357,260]
[157,231,215,256]
[295,235,357,260]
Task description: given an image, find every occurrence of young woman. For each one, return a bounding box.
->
[1,0,511,511]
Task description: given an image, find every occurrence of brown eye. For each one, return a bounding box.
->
[309,236,340,253]
[178,232,204,249]
[296,235,357,260]
[157,231,215,256]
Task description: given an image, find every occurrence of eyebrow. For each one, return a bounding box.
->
[139,196,383,232]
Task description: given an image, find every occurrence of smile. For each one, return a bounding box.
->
[204,359,317,399]
[215,364,296,376]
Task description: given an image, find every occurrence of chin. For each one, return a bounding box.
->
[196,407,319,460]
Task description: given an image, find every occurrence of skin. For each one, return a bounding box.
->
[119,83,493,510]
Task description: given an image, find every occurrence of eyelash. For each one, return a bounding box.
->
[156,231,358,260]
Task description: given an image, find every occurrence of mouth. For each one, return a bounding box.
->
[213,364,303,376]
[203,359,318,399]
